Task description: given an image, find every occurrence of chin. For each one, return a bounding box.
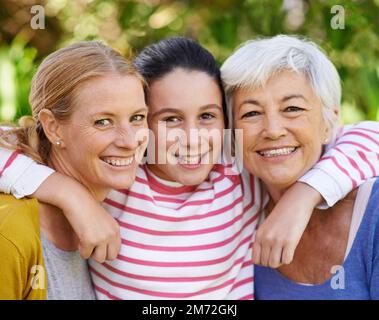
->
[104,174,137,190]
[176,171,210,186]
[260,172,300,190]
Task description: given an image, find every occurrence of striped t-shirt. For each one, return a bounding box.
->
[89,164,264,300]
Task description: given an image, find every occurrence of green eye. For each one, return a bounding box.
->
[95,119,112,127]
[131,114,146,122]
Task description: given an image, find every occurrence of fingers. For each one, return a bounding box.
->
[253,227,293,268]
[253,239,295,268]
[252,241,262,265]
[76,216,121,263]
[78,238,121,263]
[259,242,271,266]
[106,236,122,261]
[281,243,296,265]
[253,242,284,268]
[91,244,107,264]
[78,243,95,260]
[268,244,284,268]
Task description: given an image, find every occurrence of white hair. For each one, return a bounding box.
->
[221,35,341,138]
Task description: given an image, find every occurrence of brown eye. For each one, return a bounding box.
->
[284,106,304,112]
[200,113,215,120]
[163,116,181,123]
[241,111,261,119]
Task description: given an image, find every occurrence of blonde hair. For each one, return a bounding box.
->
[0,41,145,163]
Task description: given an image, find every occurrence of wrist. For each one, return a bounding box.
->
[295,182,322,207]
[35,172,91,216]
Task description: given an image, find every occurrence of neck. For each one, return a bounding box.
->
[39,202,79,251]
[146,164,178,184]
[48,149,109,202]
[265,184,289,206]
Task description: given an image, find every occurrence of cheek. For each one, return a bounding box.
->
[240,125,259,152]
[73,130,114,158]
[207,127,223,149]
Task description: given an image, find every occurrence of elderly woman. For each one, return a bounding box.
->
[0,41,148,299]
[221,35,379,299]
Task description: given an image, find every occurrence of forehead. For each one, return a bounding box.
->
[147,68,222,112]
[73,74,146,115]
[233,70,317,104]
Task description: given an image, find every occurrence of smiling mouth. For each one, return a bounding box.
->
[100,156,134,167]
[257,147,298,158]
[174,151,210,165]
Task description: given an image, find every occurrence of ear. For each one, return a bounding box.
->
[38,109,66,148]
[323,125,332,145]
[323,106,340,145]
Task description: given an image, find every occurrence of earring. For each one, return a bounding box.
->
[55,140,61,146]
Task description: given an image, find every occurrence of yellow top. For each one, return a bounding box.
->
[0,194,47,300]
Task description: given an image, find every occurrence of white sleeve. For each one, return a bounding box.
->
[0,147,54,199]
[299,121,379,208]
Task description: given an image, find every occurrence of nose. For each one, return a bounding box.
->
[180,122,206,154]
[114,125,145,150]
[262,112,287,140]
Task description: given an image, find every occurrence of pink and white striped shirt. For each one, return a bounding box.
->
[90,165,262,300]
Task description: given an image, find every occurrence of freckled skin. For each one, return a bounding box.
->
[49,74,148,200]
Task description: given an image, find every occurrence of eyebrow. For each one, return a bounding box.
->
[281,94,308,102]
[133,107,149,114]
[238,99,261,109]
[238,94,308,109]
[199,104,223,111]
[151,104,222,117]
[92,107,148,117]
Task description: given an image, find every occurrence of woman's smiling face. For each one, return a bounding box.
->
[146,68,224,185]
[233,70,331,195]
[55,74,148,196]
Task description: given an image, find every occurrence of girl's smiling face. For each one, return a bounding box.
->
[146,68,224,185]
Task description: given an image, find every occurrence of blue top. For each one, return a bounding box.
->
[255,179,379,300]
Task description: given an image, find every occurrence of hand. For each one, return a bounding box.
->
[252,182,322,268]
[74,203,121,263]
[35,172,121,263]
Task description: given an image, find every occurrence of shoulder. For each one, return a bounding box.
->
[365,178,379,214]
[0,194,44,299]
[357,179,379,247]
[0,194,41,258]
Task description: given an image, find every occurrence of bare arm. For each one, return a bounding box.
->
[35,172,121,262]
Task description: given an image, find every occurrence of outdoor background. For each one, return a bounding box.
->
[0,0,378,124]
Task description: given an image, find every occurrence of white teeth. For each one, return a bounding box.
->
[176,154,202,164]
[259,147,296,157]
[102,157,134,167]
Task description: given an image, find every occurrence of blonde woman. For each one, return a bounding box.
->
[0,41,148,299]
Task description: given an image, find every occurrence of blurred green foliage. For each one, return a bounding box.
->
[1,0,378,124]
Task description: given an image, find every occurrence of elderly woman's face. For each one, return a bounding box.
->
[57,74,148,193]
[233,70,330,191]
